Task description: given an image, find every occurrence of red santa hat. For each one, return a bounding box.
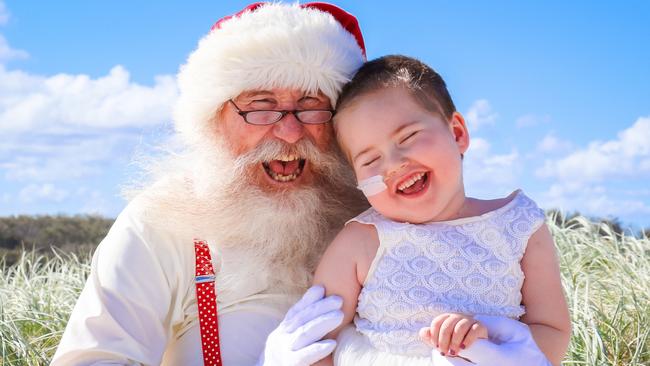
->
[174,2,366,145]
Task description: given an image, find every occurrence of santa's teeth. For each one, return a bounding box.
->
[276,154,299,162]
[398,173,425,191]
[263,155,304,165]
[268,168,301,182]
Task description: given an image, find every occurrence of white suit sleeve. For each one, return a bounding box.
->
[51,206,181,366]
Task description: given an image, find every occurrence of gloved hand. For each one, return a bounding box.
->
[257,285,344,366]
[431,315,552,366]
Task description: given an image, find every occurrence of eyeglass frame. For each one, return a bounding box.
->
[228,99,335,125]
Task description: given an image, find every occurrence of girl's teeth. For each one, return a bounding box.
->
[398,173,425,191]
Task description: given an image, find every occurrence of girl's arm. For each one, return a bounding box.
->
[520,223,572,366]
[310,222,378,366]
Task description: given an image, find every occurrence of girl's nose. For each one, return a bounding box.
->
[385,155,409,179]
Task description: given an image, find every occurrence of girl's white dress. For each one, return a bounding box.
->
[333,190,545,365]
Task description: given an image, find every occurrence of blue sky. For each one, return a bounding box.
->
[1,1,649,229]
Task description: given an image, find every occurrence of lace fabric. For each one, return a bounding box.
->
[349,190,545,357]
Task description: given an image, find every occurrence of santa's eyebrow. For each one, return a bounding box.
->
[299,95,319,101]
[237,90,275,99]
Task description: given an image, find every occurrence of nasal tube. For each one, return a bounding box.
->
[356,175,387,197]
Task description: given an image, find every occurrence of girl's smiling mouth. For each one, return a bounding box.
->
[395,171,430,196]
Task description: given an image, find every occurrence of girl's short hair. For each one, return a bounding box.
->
[336,55,456,119]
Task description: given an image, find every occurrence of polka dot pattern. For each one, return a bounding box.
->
[194,239,222,365]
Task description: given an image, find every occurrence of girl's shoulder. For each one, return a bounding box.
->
[346,206,385,226]
[328,221,381,284]
[454,189,545,225]
[334,220,380,257]
[467,190,523,216]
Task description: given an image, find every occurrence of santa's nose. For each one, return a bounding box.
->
[272,113,304,144]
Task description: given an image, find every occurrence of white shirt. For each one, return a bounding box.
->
[52,200,300,366]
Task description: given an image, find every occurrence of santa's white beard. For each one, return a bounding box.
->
[127,137,367,291]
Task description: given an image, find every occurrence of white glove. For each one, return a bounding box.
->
[431,315,552,366]
[257,285,344,366]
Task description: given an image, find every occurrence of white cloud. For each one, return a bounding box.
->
[536,116,650,183]
[621,188,650,197]
[464,99,497,131]
[0,1,9,26]
[18,183,69,203]
[540,183,650,221]
[464,137,521,197]
[640,159,650,172]
[0,133,142,182]
[0,30,176,191]
[0,2,27,63]
[0,19,174,216]
[0,34,28,63]
[3,154,102,182]
[78,188,117,216]
[536,132,572,153]
[0,65,178,133]
[516,114,551,128]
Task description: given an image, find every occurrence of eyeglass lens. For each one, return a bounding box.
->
[245,110,332,125]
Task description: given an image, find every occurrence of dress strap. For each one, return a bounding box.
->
[194,239,223,366]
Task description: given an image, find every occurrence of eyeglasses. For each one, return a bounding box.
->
[228,100,334,125]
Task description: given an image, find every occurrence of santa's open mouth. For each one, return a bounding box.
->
[262,154,306,182]
[396,171,429,195]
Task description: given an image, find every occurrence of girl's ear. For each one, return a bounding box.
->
[449,112,470,154]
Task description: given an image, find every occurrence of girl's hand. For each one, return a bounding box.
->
[419,313,488,357]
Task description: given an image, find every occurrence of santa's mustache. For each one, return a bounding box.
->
[231,138,346,179]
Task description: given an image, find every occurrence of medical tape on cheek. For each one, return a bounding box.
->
[357,175,387,197]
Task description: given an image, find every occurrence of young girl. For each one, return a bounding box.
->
[312,55,571,365]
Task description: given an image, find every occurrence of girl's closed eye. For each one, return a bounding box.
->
[400,131,419,144]
[362,157,379,167]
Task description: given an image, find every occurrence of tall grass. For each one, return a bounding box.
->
[0,215,648,365]
[0,250,90,365]
[552,214,650,365]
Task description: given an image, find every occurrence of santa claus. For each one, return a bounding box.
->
[53,3,368,365]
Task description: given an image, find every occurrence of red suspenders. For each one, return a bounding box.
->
[194,240,223,365]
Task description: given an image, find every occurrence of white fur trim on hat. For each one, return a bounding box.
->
[174,3,365,145]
